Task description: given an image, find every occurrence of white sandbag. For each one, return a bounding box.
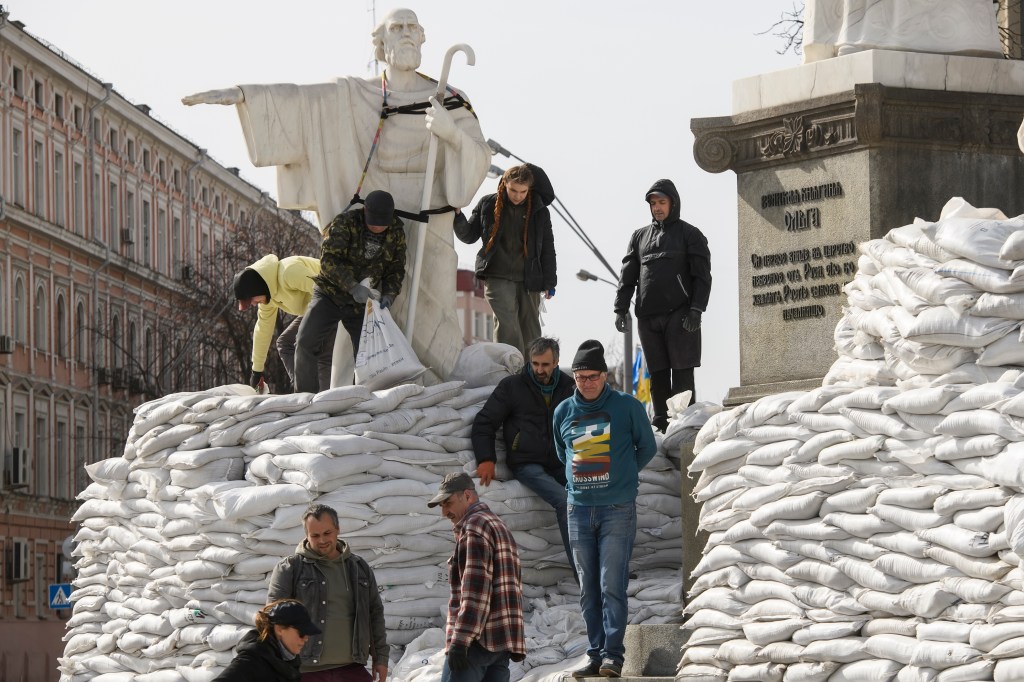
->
[893,267,980,305]
[800,637,869,663]
[864,634,917,664]
[784,661,841,682]
[928,215,1024,270]
[749,492,828,527]
[817,436,886,465]
[935,660,994,682]
[954,505,1004,531]
[909,641,982,670]
[675,664,728,682]
[972,292,1024,319]
[936,259,1024,295]
[449,342,523,388]
[210,483,312,521]
[869,504,952,531]
[742,619,807,646]
[729,662,785,682]
[820,486,884,515]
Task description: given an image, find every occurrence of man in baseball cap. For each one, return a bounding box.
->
[430,472,525,681]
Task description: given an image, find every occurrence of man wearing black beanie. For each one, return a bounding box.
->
[294,190,406,392]
[552,340,657,679]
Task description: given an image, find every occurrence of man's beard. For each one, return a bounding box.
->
[387,44,422,72]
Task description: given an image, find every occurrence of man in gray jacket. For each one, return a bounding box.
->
[267,504,388,682]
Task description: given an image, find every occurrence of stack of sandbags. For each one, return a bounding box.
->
[678,199,1024,682]
[62,379,683,682]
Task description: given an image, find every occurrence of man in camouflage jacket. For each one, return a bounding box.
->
[294,190,407,392]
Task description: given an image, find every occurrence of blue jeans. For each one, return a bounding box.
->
[569,502,637,665]
[441,642,511,682]
[511,464,574,577]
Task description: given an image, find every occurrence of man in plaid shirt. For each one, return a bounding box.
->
[428,472,526,682]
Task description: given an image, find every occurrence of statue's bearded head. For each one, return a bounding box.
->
[373,8,425,72]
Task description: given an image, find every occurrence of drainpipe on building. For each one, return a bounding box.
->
[87,82,112,462]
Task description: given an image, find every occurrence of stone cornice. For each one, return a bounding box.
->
[692,84,1024,174]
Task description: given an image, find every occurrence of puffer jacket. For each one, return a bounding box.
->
[313,207,406,312]
[213,630,301,682]
[266,541,388,669]
[614,179,711,318]
[247,254,320,372]
[471,366,575,471]
[454,163,557,292]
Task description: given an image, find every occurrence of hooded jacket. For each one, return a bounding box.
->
[614,179,711,318]
[266,540,387,670]
[552,383,658,506]
[214,629,301,682]
[246,254,321,372]
[471,366,575,471]
[454,163,557,292]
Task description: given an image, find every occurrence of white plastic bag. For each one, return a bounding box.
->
[354,298,427,389]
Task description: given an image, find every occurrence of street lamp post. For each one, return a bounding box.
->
[577,270,633,394]
[487,138,635,394]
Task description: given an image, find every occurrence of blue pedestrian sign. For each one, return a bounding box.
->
[49,583,73,609]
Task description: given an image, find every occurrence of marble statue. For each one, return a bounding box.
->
[803,0,1003,64]
[182,8,490,383]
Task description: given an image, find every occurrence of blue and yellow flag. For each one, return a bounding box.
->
[632,346,651,407]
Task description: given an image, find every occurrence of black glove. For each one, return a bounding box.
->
[249,371,264,389]
[615,313,631,334]
[682,309,702,333]
[349,283,374,304]
[380,295,394,310]
[447,644,469,672]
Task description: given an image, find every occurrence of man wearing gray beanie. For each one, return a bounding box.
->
[553,340,657,678]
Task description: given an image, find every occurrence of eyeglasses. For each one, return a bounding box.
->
[574,373,604,384]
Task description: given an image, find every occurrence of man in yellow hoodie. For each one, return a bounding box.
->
[233,254,325,392]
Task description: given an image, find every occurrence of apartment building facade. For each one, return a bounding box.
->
[0,16,314,678]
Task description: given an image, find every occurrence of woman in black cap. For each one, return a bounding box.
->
[215,599,321,682]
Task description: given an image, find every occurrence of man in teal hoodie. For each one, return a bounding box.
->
[553,340,657,679]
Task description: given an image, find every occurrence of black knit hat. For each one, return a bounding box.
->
[572,339,608,373]
[364,190,395,227]
[233,268,270,308]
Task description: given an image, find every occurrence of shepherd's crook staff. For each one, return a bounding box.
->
[405,43,476,336]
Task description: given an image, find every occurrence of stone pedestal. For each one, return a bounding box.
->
[692,51,1024,406]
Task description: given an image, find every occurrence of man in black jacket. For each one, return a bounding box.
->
[614,179,712,432]
[470,337,576,576]
[455,164,557,356]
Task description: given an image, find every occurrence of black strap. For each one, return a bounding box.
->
[381,92,476,120]
[347,194,456,223]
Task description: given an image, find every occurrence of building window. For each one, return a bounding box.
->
[14,277,26,343]
[92,171,101,240]
[172,216,181,269]
[33,140,44,217]
[53,150,65,227]
[142,199,151,267]
[91,117,101,141]
[54,93,64,120]
[56,421,69,500]
[485,313,494,341]
[143,149,151,173]
[124,190,135,256]
[75,301,87,363]
[73,104,83,129]
[33,80,43,107]
[34,413,49,496]
[201,186,208,205]
[74,424,87,493]
[56,294,67,357]
[12,66,23,96]
[108,128,118,152]
[126,138,135,164]
[144,327,154,374]
[157,208,167,275]
[108,181,119,249]
[73,161,84,234]
[214,195,220,212]
[111,314,121,370]
[12,128,24,206]
[34,286,48,352]
[158,158,165,181]
[227,202,234,220]
[129,321,138,374]
[173,168,181,191]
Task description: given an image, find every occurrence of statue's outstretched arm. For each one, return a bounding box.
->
[181,87,245,106]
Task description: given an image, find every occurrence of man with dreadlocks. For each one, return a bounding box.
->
[454,164,557,356]
[182,8,489,383]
